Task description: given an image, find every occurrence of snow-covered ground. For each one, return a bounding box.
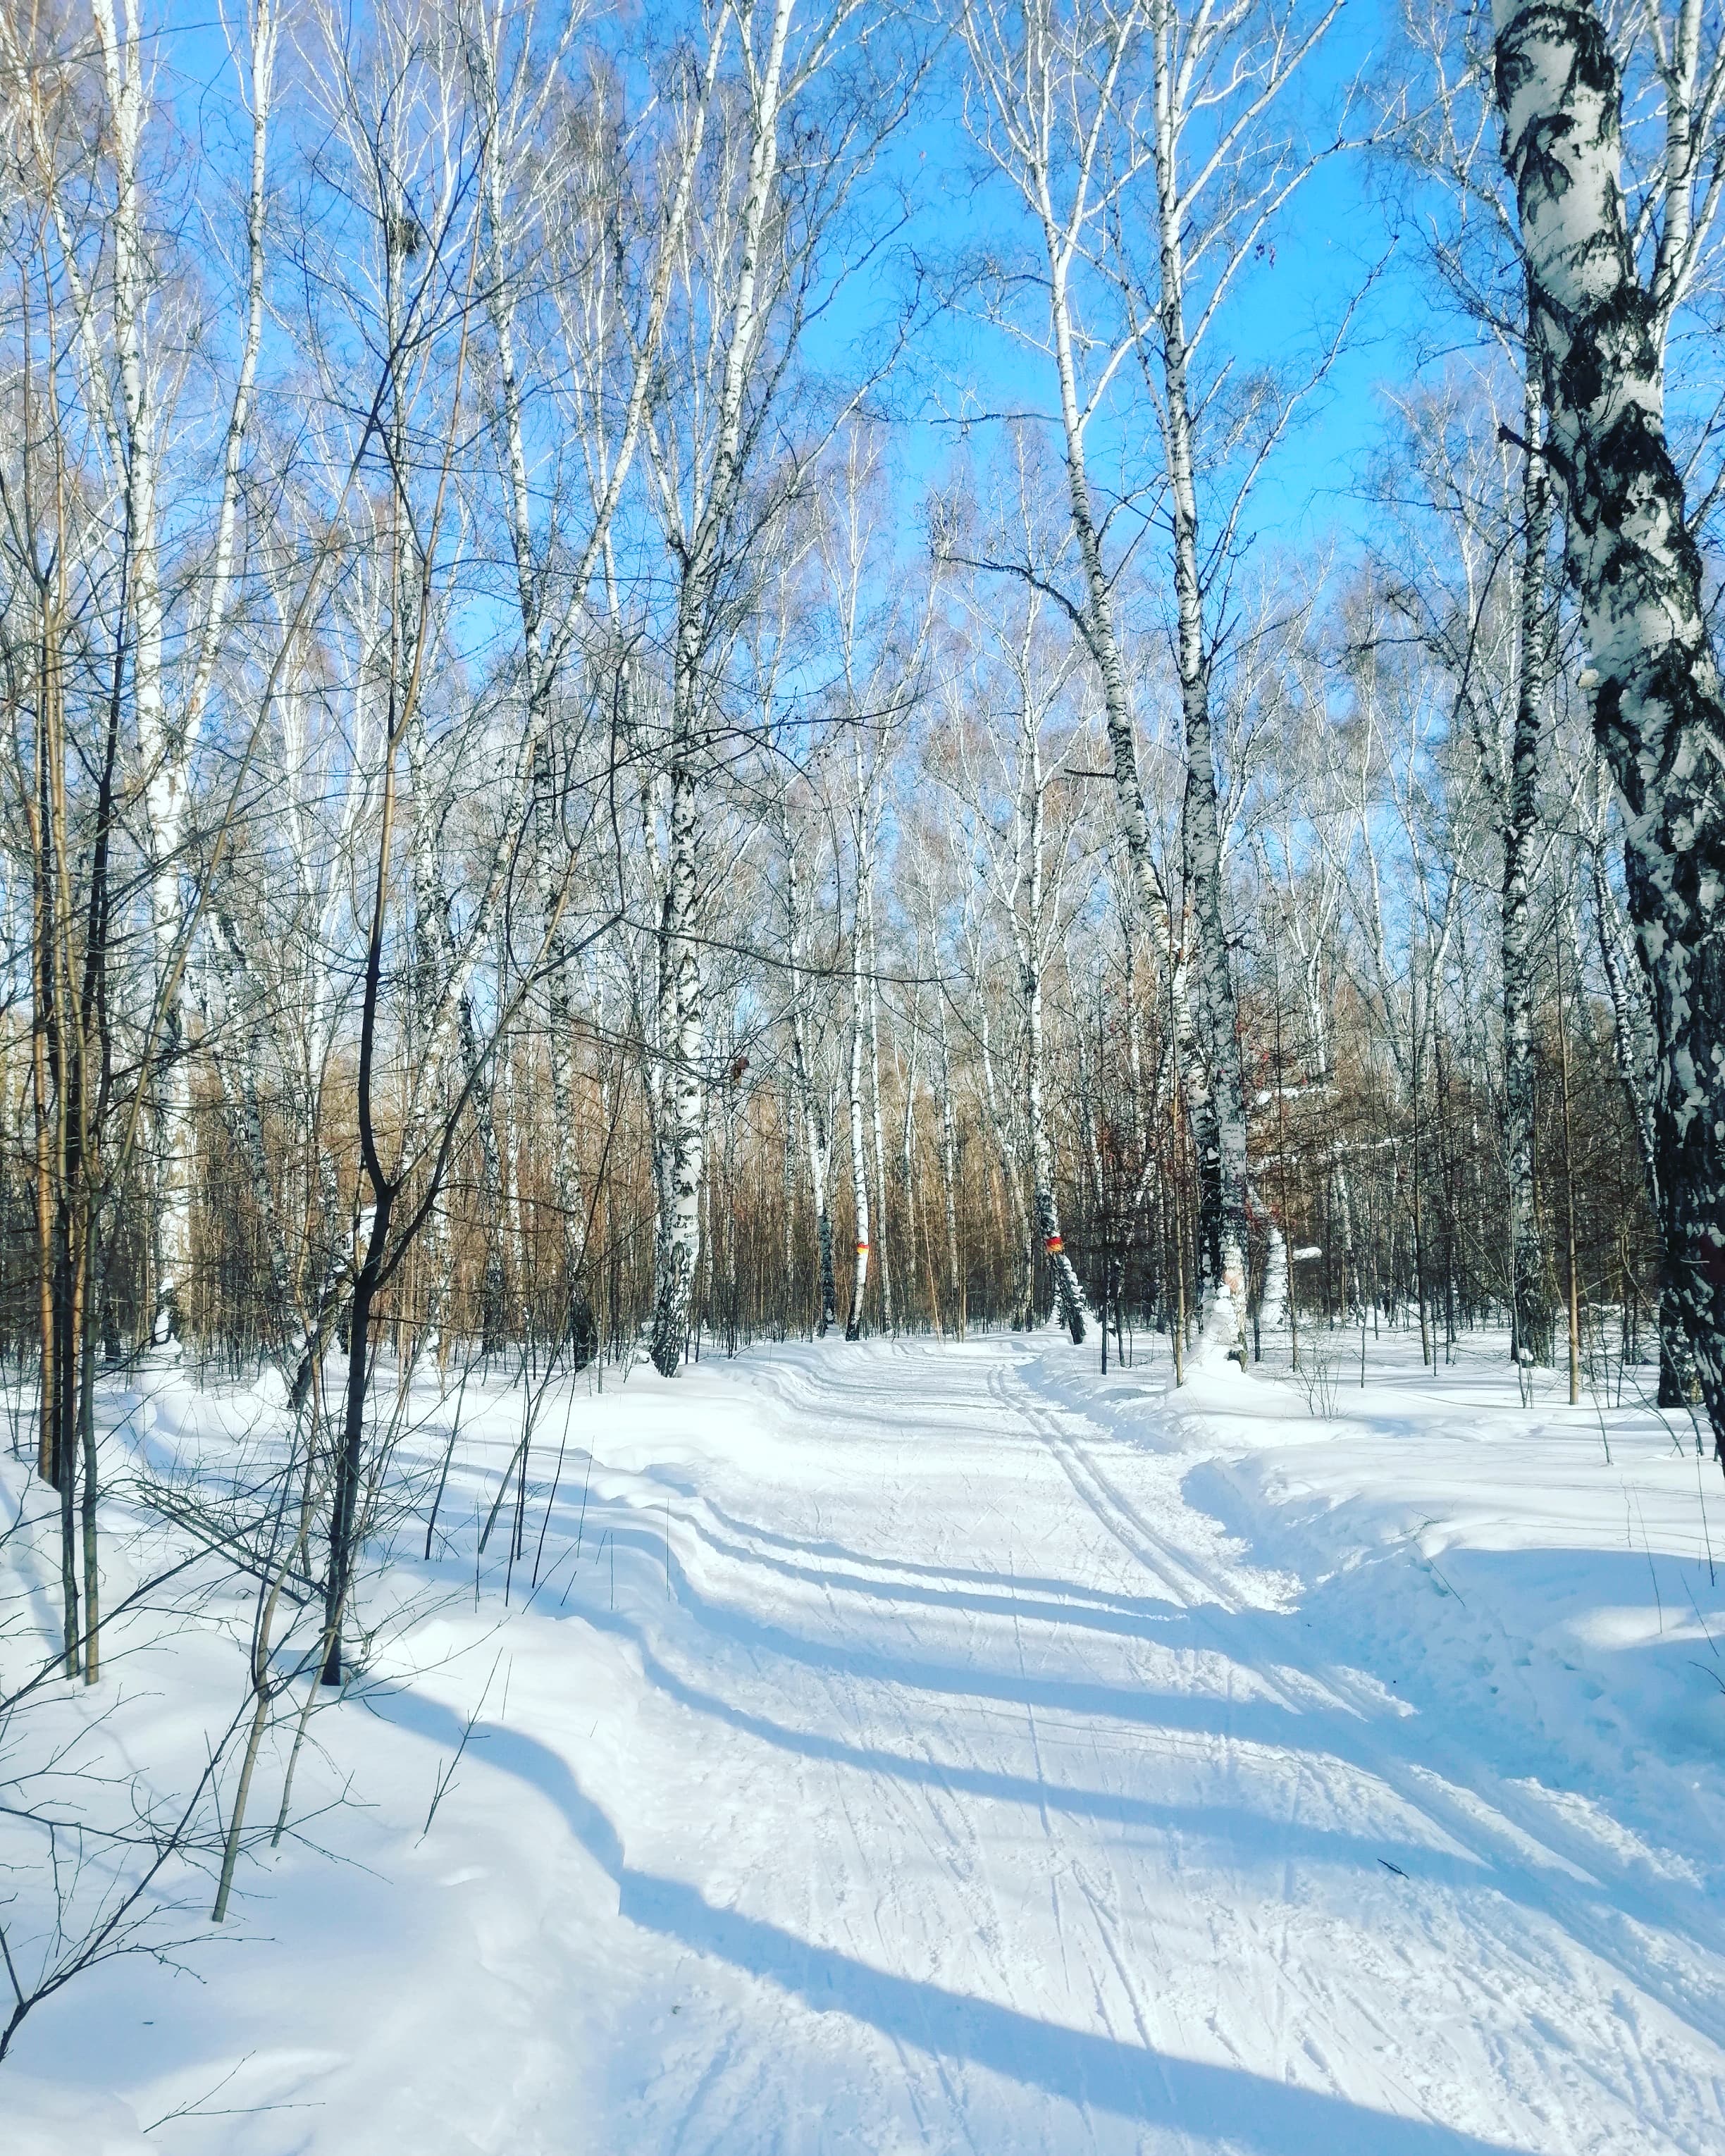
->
[6,1325,1725,2155]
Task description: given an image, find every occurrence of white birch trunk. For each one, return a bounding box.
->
[899,992,925,1327]
[647,0,797,1375]
[88,0,276,1340]
[1502,342,1556,1369]
[865,880,894,1334]
[845,916,872,1342]
[784,826,838,1332]
[649,742,707,1373]
[90,1,175,1333]
[1494,0,1725,1451]
[1149,1,1249,1362]
[936,989,963,1332]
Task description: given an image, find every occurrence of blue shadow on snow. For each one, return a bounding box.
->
[375,1685,1534,2156]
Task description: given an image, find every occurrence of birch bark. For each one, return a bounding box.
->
[1502,345,1557,1369]
[783,818,839,1332]
[865,875,894,1332]
[847,730,891,1335]
[88,1,175,1332]
[1147,0,1251,1356]
[645,0,799,1375]
[85,0,276,1339]
[936,985,963,1332]
[1495,0,1725,1451]
[845,900,872,1340]
[953,0,1297,1359]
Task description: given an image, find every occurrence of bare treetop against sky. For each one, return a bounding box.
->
[140,0,1454,535]
[89,0,1725,500]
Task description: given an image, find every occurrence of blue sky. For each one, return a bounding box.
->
[843,0,1444,558]
[146,0,1460,571]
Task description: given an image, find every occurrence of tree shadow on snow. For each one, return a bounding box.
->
[534,1497,1725,2055]
[373,1685,1537,2156]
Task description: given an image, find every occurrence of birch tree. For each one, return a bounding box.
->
[816,426,930,1337]
[97,0,273,1339]
[1402,0,1725,1394]
[1492,0,1725,1454]
[634,0,915,1374]
[951,0,1342,1361]
[471,0,726,1353]
[937,509,1092,1339]
[779,786,842,1332]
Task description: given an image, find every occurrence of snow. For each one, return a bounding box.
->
[5,1326,1725,2154]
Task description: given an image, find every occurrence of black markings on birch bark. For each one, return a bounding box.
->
[640,0,884,1374]
[782,812,840,1334]
[1494,0,1725,1454]
[846,798,873,1341]
[1504,342,1557,1371]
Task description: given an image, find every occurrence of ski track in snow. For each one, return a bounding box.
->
[10,1332,1725,2155]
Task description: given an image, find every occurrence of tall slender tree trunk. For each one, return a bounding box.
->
[324,1189,390,1684]
[92,1,177,1339]
[1504,342,1556,1371]
[1495,0,1725,1455]
[645,0,793,1374]
[780,1085,798,1334]
[91,0,273,1343]
[846,908,871,1341]
[865,884,893,1333]
[808,1113,838,1334]
[936,993,963,1334]
[650,741,705,1375]
[1151,6,1249,1358]
[783,825,838,1332]
[1018,724,1084,1344]
[900,998,925,1329]
[535,748,593,1351]
[1040,200,1221,1333]
[1027,954,1084,1344]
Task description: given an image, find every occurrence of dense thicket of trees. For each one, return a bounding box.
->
[2,0,1723,1711]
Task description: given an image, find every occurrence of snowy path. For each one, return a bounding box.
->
[17,1334,1725,2154]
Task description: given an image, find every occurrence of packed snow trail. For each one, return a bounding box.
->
[14,1333,1725,2154]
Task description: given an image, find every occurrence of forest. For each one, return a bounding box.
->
[3,0,1725,2140]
